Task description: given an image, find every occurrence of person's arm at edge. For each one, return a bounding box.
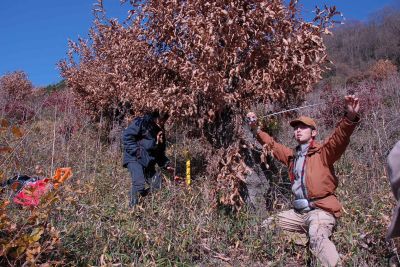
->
[388,141,400,200]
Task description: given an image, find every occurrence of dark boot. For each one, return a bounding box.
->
[140,188,150,197]
[129,191,140,208]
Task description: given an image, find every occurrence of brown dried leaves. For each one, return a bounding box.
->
[60,0,331,123]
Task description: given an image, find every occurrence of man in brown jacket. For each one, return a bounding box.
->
[248,95,360,267]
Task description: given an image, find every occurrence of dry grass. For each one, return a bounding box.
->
[1,75,400,266]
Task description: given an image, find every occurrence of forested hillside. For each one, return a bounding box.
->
[324,7,400,85]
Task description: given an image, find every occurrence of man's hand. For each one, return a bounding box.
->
[166,166,174,174]
[156,131,164,144]
[345,95,360,121]
[246,112,259,133]
[165,165,180,180]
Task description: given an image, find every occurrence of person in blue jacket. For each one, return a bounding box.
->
[123,110,173,207]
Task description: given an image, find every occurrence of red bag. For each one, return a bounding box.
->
[4,168,72,207]
[13,178,52,207]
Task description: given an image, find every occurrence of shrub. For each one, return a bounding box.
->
[0,71,34,124]
[368,59,398,80]
[0,71,32,103]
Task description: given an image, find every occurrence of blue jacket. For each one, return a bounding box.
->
[122,115,169,168]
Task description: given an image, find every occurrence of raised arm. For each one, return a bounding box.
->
[256,130,293,166]
[321,95,360,165]
[247,112,293,166]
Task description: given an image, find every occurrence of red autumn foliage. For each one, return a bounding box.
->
[0,71,32,103]
[317,80,382,128]
[368,59,398,80]
[0,71,34,123]
[345,59,398,87]
[41,89,84,142]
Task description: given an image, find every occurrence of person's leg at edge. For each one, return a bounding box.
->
[306,209,340,267]
[127,161,146,207]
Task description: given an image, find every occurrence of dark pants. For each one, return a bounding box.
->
[127,161,162,205]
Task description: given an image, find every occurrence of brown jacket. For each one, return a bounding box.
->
[257,116,359,217]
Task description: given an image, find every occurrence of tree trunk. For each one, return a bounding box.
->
[204,106,272,214]
[240,126,272,217]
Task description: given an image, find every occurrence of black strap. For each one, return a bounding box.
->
[310,193,333,202]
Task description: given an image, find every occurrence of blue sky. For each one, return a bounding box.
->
[0,0,398,87]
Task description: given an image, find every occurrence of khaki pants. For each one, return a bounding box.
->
[277,209,339,267]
